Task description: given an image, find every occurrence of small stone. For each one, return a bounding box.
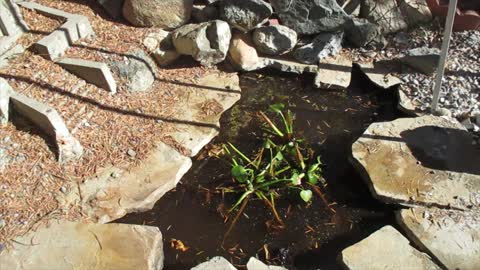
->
[111,171,120,178]
[293,32,343,64]
[0,219,5,228]
[60,186,67,194]
[127,149,137,157]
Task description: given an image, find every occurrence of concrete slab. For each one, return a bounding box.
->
[398,207,480,270]
[34,30,70,60]
[56,58,117,93]
[263,56,318,74]
[351,115,480,210]
[0,77,12,126]
[59,142,192,223]
[341,225,441,270]
[0,221,164,270]
[17,1,73,20]
[0,0,24,36]
[358,62,402,89]
[9,92,83,162]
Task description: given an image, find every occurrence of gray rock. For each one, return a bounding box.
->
[315,55,352,89]
[112,50,155,92]
[345,18,380,47]
[293,32,343,64]
[0,148,9,171]
[172,20,232,66]
[360,0,408,34]
[122,0,194,28]
[400,47,440,75]
[270,0,350,35]
[192,4,219,23]
[398,207,480,270]
[342,225,441,270]
[127,149,137,157]
[219,0,273,32]
[97,0,124,19]
[191,256,237,270]
[253,25,297,55]
[351,115,480,210]
[143,30,180,66]
[398,0,432,27]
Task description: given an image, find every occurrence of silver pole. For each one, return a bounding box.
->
[431,0,458,112]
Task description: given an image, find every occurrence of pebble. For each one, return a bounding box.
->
[0,219,5,228]
[127,149,137,157]
[60,186,67,194]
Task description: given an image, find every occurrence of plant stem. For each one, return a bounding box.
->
[257,192,284,226]
[308,183,336,214]
[223,195,250,244]
[259,111,285,138]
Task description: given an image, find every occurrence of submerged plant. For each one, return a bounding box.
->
[219,103,328,240]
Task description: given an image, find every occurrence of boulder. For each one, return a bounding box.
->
[122,0,194,28]
[398,0,432,27]
[192,4,218,23]
[97,0,124,19]
[172,20,232,66]
[252,25,298,55]
[400,47,440,75]
[112,50,156,92]
[360,0,408,34]
[270,0,350,35]
[219,0,273,32]
[293,32,343,64]
[341,225,441,270]
[397,207,480,270]
[0,221,164,270]
[345,18,380,47]
[228,31,267,71]
[191,256,237,270]
[351,115,480,210]
[143,30,180,66]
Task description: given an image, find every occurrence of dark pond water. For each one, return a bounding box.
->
[117,68,403,270]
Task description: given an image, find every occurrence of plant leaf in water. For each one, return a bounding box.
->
[269,103,285,114]
[300,189,313,202]
[232,165,249,183]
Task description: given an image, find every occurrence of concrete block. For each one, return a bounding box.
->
[0,0,23,36]
[57,58,117,93]
[0,77,12,126]
[17,1,73,20]
[34,30,70,60]
[69,15,94,39]
[9,92,83,162]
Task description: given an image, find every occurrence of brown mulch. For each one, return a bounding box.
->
[0,0,212,244]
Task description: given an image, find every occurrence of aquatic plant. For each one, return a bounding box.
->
[220,104,327,240]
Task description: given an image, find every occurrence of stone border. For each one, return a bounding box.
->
[18,1,95,60]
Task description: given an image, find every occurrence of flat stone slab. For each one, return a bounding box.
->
[315,55,352,89]
[351,115,480,210]
[192,256,237,270]
[10,91,83,163]
[0,221,164,270]
[341,225,441,270]
[34,30,71,60]
[398,85,424,116]
[57,58,117,93]
[246,257,287,270]
[358,62,402,89]
[59,142,192,223]
[397,207,480,270]
[169,72,241,157]
[263,56,318,74]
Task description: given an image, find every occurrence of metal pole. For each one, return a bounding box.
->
[431,0,458,112]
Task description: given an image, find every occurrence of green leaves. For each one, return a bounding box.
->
[231,165,249,183]
[300,190,313,202]
[269,103,285,114]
